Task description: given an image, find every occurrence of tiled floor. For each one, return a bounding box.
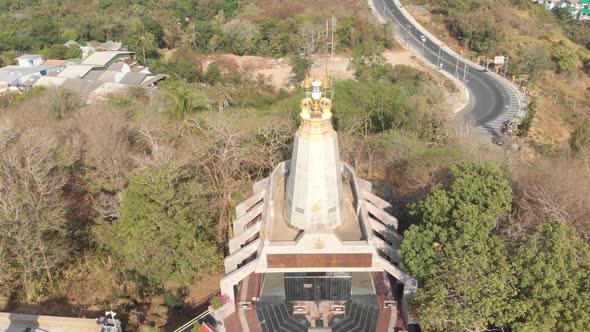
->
[222,273,264,332]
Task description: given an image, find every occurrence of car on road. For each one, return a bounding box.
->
[420,35,426,42]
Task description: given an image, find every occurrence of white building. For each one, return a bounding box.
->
[212,75,418,332]
[15,54,43,67]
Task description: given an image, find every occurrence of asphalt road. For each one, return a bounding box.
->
[372,0,521,132]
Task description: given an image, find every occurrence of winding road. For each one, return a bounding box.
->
[372,0,526,135]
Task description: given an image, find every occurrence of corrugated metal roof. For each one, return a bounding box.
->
[64,40,80,47]
[58,65,95,79]
[60,78,105,95]
[35,76,68,88]
[15,54,42,60]
[140,74,167,86]
[81,70,104,81]
[81,51,133,67]
[0,64,61,85]
[96,71,118,83]
[98,41,122,51]
[44,59,65,65]
[90,82,129,96]
[119,72,148,85]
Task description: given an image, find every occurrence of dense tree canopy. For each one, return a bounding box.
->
[97,165,220,288]
[401,162,512,279]
[512,221,590,332]
[401,162,515,331]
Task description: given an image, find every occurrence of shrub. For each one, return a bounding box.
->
[163,291,183,309]
[210,295,222,309]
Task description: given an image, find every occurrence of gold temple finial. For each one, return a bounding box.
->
[303,75,311,90]
[312,72,318,81]
[323,75,330,90]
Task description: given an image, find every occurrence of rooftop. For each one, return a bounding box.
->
[0,64,62,86]
[15,54,42,60]
[58,64,96,79]
[0,313,111,332]
[81,51,133,67]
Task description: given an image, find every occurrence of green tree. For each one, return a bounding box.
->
[289,54,312,82]
[41,44,68,59]
[569,119,590,154]
[141,16,166,48]
[204,63,221,85]
[513,45,552,80]
[349,42,392,82]
[97,165,219,288]
[65,44,82,59]
[162,82,210,120]
[0,50,17,66]
[400,161,512,279]
[512,221,590,332]
[518,96,537,137]
[401,162,515,331]
[61,28,79,42]
[127,23,159,64]
[332,80,406,133]
[414,239,518,332]
[552,7,572,22]
[552,44,578,75]
[222,18,259,55]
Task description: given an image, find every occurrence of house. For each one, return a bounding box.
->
[533,0,590,19]
[87,40,124,52]
[0,55,63,90]
[34,51,166,97]
[15,54,43,67]
[579,7,590,19]
[81,51,134,68]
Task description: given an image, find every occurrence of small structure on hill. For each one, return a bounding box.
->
[0,54,63,91]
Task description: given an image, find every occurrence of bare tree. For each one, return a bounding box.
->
[250,119,294,177]
[295,20,325,56]
[0,127,68,300]
[77,108,134,220]
[512,158,590,240]
[192,120,252,246]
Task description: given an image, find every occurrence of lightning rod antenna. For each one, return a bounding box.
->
[330,13,335,101]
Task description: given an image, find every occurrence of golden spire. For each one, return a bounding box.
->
[303,75,311,91]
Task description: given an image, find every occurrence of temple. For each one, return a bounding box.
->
[211,74,418,332]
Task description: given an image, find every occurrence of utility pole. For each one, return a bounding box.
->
[405,25,410,46]
[504,56,509,77]
[436,44,442,69]
[331,13,335,101]
[421,38,425,55]
[463,60,468,82]
[455,50,462,78]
